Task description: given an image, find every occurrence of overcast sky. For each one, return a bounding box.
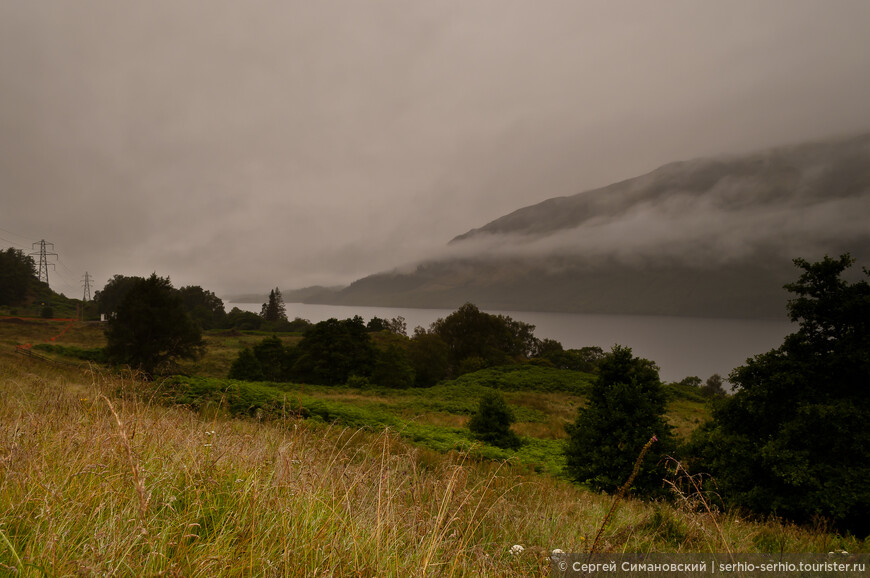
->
[2,1,870,298]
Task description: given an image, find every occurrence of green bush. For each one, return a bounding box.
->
[371,344,415,388]
[292,317,375,385]
[104,274,204,376]
[226,336,297,382]
[468,392,521,449]
[689,255,870,534]
[227,347,264,381]
[445,364,593,395]
[564,345,676,498]
[163,376,291,420]
[33,343,106,363]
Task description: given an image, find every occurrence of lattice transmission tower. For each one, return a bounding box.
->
[30,239,58,288]
[82,271,93,301]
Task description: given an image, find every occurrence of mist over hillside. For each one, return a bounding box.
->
[303,133,870,318]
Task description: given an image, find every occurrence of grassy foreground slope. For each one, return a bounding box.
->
[8,320,706,479]
[1,367,867,574]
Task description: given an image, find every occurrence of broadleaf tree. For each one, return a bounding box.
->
[178,285,226,330]
[291,317,375,385]
[0,248,37,306]
[104,273,205,376]
[689,254,870,533]
[94,274,144,316]
[429,303,540,375]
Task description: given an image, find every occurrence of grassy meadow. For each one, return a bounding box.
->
[0,319,866,576]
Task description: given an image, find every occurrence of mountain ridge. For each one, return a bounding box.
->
[451,132,870,243]
[299,132,870,319]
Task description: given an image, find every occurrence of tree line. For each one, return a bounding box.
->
[227,302,604,388]
[0,248,38,307]
[94,276,311,332]
[92,275,593,385]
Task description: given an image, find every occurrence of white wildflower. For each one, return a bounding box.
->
[510,544,524,556]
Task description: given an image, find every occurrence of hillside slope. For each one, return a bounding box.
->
[307,133,870,318]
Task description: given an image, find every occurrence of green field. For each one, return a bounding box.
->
[5,319,712,478]
[1,318,865,575]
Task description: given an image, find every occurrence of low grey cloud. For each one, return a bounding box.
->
[2,1,870,298]
[444,191,870,268]
[441,135,870,268]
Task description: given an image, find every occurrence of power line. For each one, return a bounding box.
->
[0,226,31,250]
[0,226,31,245]
[0,235,28,250]
[57,255,76,275]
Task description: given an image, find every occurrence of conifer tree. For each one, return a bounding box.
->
[564,345,675,497]
[468,392,521,449]
[260,287,287,322]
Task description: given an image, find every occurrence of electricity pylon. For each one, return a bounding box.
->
[30,240,58,287]
[82,271,93,301]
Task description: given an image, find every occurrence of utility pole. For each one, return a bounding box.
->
[30,239,58,288]
[82,271,93,302]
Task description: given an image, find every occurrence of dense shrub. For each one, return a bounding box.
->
[292,317,375,385]
[371,344,415,388]
[538,344,605,373]
[227,347,264,381]
[468,392,521,449]
[446,364,593,395]
[0,248,37,306]
[689,255,870,534]
[33,343,107,363]
[429,303,539,375]
[407,331,449,387]
[104,274,204,376]
[227,336,298,382]
[224,307,263,330]
[564,345,676,498]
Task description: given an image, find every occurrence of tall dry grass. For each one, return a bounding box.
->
[0,358,864,576]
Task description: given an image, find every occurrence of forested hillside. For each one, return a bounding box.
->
[304,133,870,318]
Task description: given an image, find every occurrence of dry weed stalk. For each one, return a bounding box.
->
[421,452,470,572]
[663,457,732,555]
[448,458,523,576]
[101,395,151,536]
[587,434,658,558]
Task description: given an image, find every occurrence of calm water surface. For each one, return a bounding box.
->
[229,302,793,383]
